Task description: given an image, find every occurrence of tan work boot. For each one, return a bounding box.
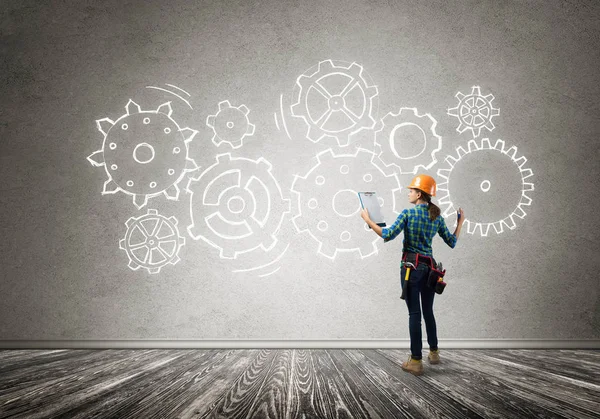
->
[401,354,424,376]
[428,349,440,364]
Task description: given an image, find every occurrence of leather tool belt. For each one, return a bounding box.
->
[402,252,436,269]
[402,252,447,294]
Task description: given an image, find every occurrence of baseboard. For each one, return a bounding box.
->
[0,339,599,349]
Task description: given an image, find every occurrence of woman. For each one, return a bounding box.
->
[360,174,465,376]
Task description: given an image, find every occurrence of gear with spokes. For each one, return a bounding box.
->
[119,209,185,274]
[447,86,500,138]
[375,107,442,174]
[436,138,534,236]
[206,100,255,149]
[291,60,378,146]
[87,99,198,209]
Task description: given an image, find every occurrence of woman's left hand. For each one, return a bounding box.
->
[360,208,370,222]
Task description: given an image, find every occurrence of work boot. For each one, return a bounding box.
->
[401,354,424,376]
[428,349,440,364]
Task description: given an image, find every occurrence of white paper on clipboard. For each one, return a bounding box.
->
[358,191,386,227]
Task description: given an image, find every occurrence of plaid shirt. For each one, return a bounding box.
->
[381,203,457,256]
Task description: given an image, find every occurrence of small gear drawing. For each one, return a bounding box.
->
[186,153,290,259]
[87,99,198,209]
[119,209,185,274]
[447,86,500,138]
[291,60,378,147]
[206,100,255,149]
[291,147,402,260]
[374,107,442,174]
[436,138,534,236]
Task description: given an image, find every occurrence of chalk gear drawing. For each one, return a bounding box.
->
[186,153,290,259]
[375,107,442,175]
[447,86,500,138]
[87,100,199,209]
[291,148,402,260]
[436,138,534,236]
[206,100,255,149]
[119,209,186,274]
[291,60,378,147]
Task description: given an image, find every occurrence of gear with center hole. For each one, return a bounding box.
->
[436,138,534,236]
[291,60,378,147]
[206,100,255,149]
[375,107,442,174]
[186,153,290,259]
[87,99,198,209]
[291,147,402,260]
[447,86,500,138]
[119,209,185,274]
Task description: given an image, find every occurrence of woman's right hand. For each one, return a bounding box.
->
[457,207,465,224]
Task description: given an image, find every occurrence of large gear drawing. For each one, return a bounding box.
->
[374,107,442,174]
[206,100,255,149]
[447,86,500,138]
[291,147,402,260]
[436,138,534,236]
[87,99,198,209]
[291,60,378,147]
[119,209,185,274]
[186,153,290,259]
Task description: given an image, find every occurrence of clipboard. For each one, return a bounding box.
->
[358,191,386,228]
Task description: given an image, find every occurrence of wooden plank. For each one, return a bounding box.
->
[285,349,333,418]
[0,349,98,377]
[0,349,70,362]
[481,349,600,385]
[0,350,145,396]
[175,349,263,419]
[375,349,519,418]
[559,350,600,362]
[197,349,281,418]
[377,348,570,418]
[263,349,393,418]
[341,349,474,418]
[235,349,293,418]
[461,350,600,397]
[326,349,411,418]
[76,349,257,419]
[445,350,600,419]
[309,349,391,418]
[0,350,188,419]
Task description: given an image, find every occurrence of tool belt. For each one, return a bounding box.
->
[402,252,447,295]
[402,252,436,269]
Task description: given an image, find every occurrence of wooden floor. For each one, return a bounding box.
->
[0,349,598,418]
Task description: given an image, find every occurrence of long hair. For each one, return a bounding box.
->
[418,190,441,221]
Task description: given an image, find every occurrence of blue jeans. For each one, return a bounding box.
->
[400,261,438,360]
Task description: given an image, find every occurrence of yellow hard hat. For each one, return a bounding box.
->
[408,174,436,196]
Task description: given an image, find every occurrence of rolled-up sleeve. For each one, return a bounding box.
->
[381,210,407,243]
[437,217,457,248]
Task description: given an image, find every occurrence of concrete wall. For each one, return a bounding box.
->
[1,0,598,341]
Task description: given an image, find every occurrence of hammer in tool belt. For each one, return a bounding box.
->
[400,261,416,300]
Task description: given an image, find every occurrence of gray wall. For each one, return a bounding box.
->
[1,0,599,341]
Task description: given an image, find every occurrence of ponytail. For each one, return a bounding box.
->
[420,191,441,221]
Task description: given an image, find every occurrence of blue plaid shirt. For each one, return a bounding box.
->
[381,203,457,256]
